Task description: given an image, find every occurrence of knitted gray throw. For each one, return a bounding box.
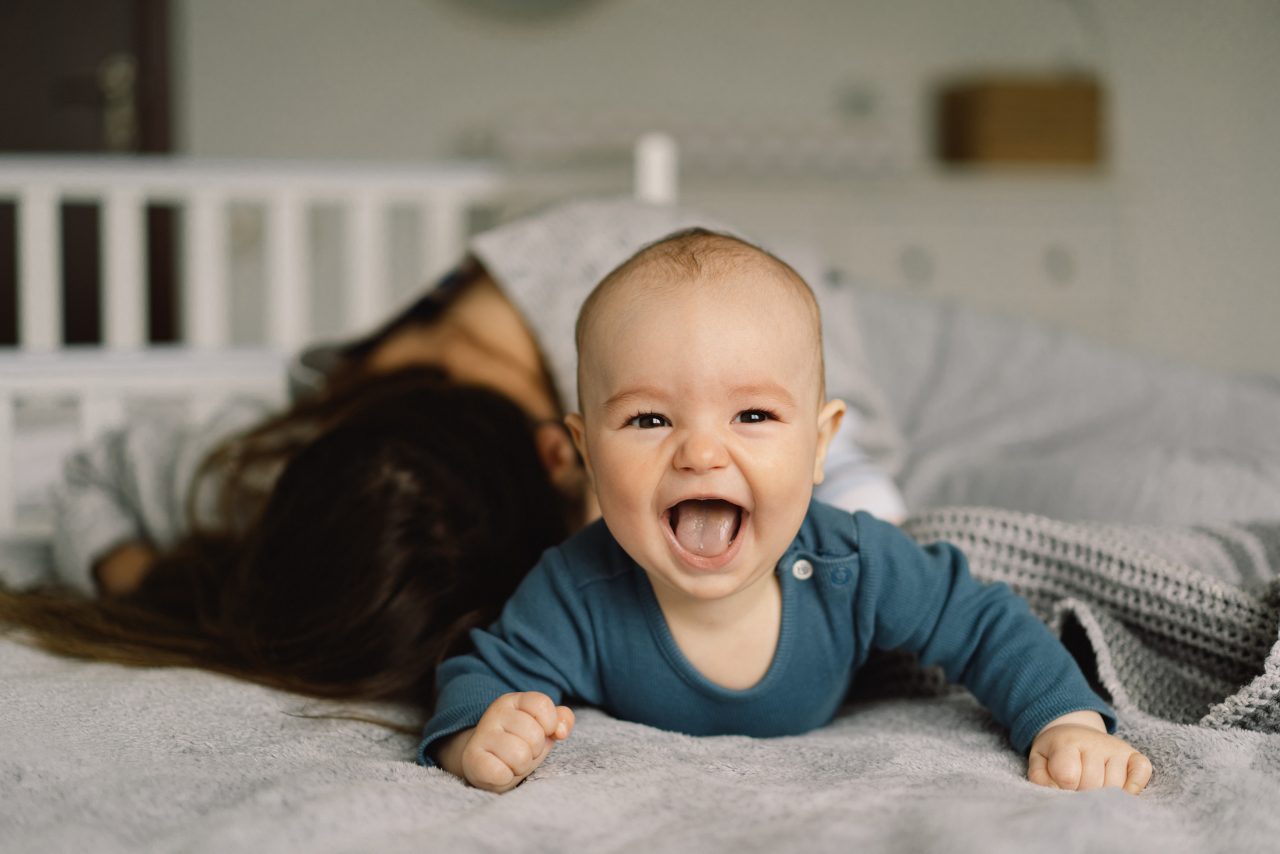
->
[900,507,1280,732]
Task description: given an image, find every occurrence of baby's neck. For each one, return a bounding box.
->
[651,569,783,691]
[650,562,779,628]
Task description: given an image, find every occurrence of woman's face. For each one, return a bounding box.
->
[363,272,595,524]
[367,326,557,422]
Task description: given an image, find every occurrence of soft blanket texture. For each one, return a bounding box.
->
[902,508,1280,732]
[5,508,1280,854]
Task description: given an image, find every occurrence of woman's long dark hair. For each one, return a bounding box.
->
[0,368,571,706]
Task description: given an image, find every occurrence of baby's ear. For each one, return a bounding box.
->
[562,413,592,476]
[542,415,601,525]
[536,419,580,485]
[812,399,847,485]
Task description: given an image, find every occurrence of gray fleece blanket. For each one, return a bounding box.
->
[4,508,1280,854]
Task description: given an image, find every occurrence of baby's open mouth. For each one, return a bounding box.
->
[667,499,743,558]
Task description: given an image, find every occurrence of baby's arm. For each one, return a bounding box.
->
[419,544,603,790]
[1028,710,1152,794]
[436,692,575,793]
[854,513,1137,782]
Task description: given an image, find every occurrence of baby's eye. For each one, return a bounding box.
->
[734,409,776,424]
[627,413,670,429]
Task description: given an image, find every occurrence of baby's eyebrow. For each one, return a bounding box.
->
[729,382,797,408]
[601,381,798,413]
[603,385,668,413]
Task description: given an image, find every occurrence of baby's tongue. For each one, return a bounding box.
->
[671,499,740,557]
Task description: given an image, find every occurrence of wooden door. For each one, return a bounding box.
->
[0,0,175,346]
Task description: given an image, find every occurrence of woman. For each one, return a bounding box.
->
[0,198,904,706]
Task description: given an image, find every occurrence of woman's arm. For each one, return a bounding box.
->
[50,398,268,597]
[93,542,158,597]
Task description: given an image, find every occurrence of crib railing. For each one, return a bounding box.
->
[0,157,514,536]
[0,157,514,352]
[0,135,677,353]
[0,136,680,538]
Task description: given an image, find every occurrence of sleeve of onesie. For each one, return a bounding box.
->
[850,511,1115,753]
[418,546,604,766]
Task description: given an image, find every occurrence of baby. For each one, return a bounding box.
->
[420,229,1152,795]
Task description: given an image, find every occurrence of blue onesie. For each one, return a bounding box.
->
[419,501,1114,764]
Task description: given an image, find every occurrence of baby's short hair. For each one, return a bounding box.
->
[574,227,826,405]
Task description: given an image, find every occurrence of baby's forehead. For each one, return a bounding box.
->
[598,251,815,327]
[586,262,823,378]
[574,233,828,409]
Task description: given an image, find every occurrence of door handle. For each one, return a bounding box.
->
[97,52,138,152]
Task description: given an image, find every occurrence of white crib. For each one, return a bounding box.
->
[0,134,679,538]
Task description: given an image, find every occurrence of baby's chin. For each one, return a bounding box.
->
[643,565,773,603]
[640,549,781,605]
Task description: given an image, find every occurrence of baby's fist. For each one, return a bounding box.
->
[1028,713,1151,795]
[460,692,574,793]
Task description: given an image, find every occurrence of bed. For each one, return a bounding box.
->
[3,150,1280,853]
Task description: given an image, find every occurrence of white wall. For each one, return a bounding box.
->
[1104,3,1280,379]
[174,0,1280,378]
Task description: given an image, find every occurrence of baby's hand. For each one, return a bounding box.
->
[1027,711,1152,795]
[445,692,574,793]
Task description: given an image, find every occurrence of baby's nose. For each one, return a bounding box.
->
[674,428,729,472]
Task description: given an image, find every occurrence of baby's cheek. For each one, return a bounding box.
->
[591,453,650,519]
[752,447,817,498]
[753,458,819,531]
[593,448,637,490]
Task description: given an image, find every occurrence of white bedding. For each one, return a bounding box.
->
[852,283,1280,525]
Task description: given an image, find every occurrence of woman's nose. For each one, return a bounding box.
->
[673,428,730,473]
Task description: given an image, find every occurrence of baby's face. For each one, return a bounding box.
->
[567,265,844,607]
